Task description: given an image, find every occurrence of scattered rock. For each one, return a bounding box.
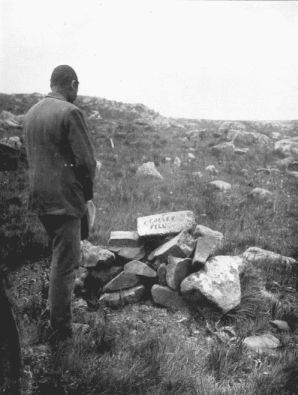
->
[286,169,298,179]
[108,231,141,248]
[151,285,189,312]
[209,180,231,192]
[287,161,298,172]
[148,231,196,261]
[124,260,157,278]
[234,147,249,155]
[249,188,273,205]
[243,334,280,354]
[137,211,196,237]
[103,271,140,292]
[0,110,23,128]
[192,171,203,178]
[136,161,163,180]
[242,247,296,268]
[192,235,221,266]
[274,138,298,159]
[99,285,145,308]
[231,131,271,148]
[181,256,241,313]
[211,142,235,155]
[173,157,182,167]
[270,320,290,332]
[218,121,246,135]
[166,256,191,291]
[0,136,22,150]
[205,165,218,175]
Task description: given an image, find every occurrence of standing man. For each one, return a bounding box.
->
[24,65,96,341]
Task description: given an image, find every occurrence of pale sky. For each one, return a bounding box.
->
[1,0,298,120]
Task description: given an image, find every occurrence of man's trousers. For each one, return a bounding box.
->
[39,215,81,333]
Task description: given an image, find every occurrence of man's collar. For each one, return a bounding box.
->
[46,92,67,102]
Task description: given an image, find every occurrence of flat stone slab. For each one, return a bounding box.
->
[192,235,220,266]
[99,285,145,308]
[108,231,141,248]
[124,260,157,278]
[103,271,140,292]
[137,211,196,237]
[148,231,196,261]
[166,256,191,291]
[151,285,189,312]
[243,334,280,354]
[181,256,241,313]
[81,241,115,268]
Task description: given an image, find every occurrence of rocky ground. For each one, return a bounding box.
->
[0,93,298,394]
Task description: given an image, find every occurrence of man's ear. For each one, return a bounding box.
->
[70,80,77,90]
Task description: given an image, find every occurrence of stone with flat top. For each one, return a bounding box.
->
[137,211,196,237]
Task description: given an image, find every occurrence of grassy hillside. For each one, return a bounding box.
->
[0,93,297,394]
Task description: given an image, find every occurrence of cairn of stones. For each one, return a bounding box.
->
[77,210,295,317]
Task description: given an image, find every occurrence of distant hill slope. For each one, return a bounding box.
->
[1,92,297,135]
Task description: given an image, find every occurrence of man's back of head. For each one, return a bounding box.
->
[50,65,79,103]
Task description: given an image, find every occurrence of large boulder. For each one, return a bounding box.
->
[242,247,296,268]
[151,285,189,312]
[136,162,163,180]
[166,256,191,291]
[137,211,196,237]
[181,256,242,313]
[148,231,196,261]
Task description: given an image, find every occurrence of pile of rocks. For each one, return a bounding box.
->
[76,210,296,315]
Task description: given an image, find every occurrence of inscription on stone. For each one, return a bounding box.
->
[137,211,196,237]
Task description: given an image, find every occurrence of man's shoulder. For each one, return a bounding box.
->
[26,96,81,118]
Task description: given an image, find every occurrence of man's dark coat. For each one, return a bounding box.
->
[24,93,96,218]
